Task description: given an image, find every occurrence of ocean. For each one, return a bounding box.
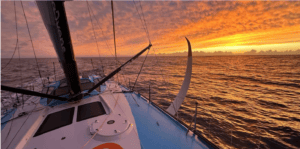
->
[1,55,300,149]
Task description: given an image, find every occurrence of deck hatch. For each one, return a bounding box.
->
[77,102,106,122]
[33,107,75,137]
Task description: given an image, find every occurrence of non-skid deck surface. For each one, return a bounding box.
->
[121,86,214,149]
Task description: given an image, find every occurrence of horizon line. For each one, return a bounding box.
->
[2,54,300,59]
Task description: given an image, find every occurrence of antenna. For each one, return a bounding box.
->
[111,0,119,82]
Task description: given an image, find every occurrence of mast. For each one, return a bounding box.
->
[3,1,151,101]
[36,1,82,96]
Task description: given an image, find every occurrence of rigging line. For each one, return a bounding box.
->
[86,1,105,75]
[18,43,25,108]
[87,2,119,64]
[2,109,16,144]
[5,104,38,149]
[1,42,18,70]
[1,107,45,125]
[111,0,117,61]
[88,7,127,85]
[90,59,97,75]
[1,2,19,71]
[132,0,147,36]
[2,94,36,108]
[14,2,24,106]
[131,48,150,91]
[53,62,56,81]
[111,0,119,83]
[138,0,151,43]
[88,2,129,86]
[86,44,152,94]
[133,0,150,43]
[87,3,113,54]
[20,2,44,86]
[152,48,173,102]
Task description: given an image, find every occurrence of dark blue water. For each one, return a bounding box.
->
[2,55,300,149]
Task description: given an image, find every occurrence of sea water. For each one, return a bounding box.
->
[2,55,300,149]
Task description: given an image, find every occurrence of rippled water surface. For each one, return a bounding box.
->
[2,55,300,149]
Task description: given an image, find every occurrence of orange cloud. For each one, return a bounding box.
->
[152,1,300,54]
[2,1,300,58]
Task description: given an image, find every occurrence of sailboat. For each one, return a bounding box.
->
[1,1,218,149]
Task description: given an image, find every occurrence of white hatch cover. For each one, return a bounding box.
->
[89,114,133,141]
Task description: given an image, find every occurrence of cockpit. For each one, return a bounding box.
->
[40,76,102,105]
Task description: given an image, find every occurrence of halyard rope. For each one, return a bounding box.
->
[21,1,44,86]
[1,2,19,71]
[86,1,105,76]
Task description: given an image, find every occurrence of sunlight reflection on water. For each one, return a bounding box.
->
[2,55,300,149]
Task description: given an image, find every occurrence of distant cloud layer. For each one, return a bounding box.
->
[1,1,300,58]
[156,49,300,56]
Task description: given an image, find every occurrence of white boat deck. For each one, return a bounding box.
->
[121,85,216,149]
[1,97,45,149]
[2,81,141,149]
[1,80,217,149]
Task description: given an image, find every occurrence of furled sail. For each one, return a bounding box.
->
[166,38,192,115]
[36,1,82,96]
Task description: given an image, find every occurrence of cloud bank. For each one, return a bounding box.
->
[155,49,300,56]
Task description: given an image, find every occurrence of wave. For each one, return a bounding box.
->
[2,56,299,149]
[220,75,300,88]
[257,99,288,108]
[210,96,247,105]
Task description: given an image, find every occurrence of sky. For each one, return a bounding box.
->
[1,1,300,58]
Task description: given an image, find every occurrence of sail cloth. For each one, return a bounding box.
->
[36,2,82,95]
[166,38,192,115]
